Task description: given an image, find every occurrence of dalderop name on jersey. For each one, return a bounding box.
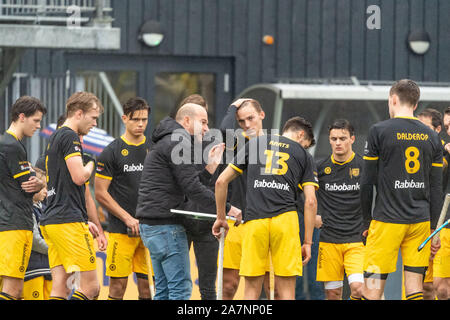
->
[394,179,425,189]
[123,163,144,172]
[396,132,429,141]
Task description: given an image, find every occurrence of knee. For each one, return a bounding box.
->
[109,278,128,297]
[350,282,364,299]
[423,282,435,300]
[222,274,239,299]
[86,284,100,300]
[325,288,342,300]
[434,282,448,300]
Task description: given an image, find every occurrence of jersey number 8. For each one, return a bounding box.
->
[405,146,420,174]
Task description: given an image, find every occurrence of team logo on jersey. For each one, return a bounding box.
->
[350,168,360,178]
[324,167,332,175]
[121,149,129,156]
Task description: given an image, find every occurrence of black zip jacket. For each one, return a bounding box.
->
[136,117,219,226]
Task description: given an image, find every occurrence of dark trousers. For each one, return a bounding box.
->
[183,217,219,300]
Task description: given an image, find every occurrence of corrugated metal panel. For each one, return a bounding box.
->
[20,0,450,94]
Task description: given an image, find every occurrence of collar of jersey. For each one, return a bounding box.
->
[331,152,355,166]
[121,135,146,146]
[6,130,18,140]
[394,116,419,120]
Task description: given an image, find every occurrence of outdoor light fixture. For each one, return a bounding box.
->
[262,35,275,45]
[139,20,164,47]
[408,30,431,55]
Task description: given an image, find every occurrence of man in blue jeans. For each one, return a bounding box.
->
[136,103,239,300]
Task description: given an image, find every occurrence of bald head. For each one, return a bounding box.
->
[175,103,206,121]
[176,103,209,139]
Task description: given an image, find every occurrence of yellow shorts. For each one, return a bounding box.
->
[106,232,151,278]
[364,220,431,275]
[240,211,302,277]
[40,222,97,273]
[317,242,365,282]
[0,230,33,279]
[23,277,52,300]
[433,228,450,279]
[223,222,245,270]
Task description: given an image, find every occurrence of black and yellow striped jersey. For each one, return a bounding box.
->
[0,131,34,231]
[41,126,87,226]
[230,134,319,222]
[316,152,364,243]
[363,116,443,225]
[95,136,150,234]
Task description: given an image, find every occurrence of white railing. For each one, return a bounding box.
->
[0,0,112,25]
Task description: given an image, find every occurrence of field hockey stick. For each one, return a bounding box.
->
[170,209,243,222]
[432,193,450,245]
[418,219,450,251]
[217,227,225,300]
[417,193,450,251]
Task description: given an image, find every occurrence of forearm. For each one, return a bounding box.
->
[360,184,374,229]
[96,190,133,225]
[303,198,317,244]
[86,188,104,233]
[360,160,377,229]
[430,166,444,229]
[219,105,238,132]
[215,179,229,221]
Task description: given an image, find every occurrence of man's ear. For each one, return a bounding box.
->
[18,113,26,122]
[260,111,266,120]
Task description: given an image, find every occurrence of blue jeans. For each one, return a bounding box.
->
[139,224,192,300]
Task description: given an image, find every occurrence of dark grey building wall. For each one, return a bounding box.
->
[19,0,450,96]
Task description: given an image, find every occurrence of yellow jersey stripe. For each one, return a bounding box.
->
[64,152,82,161]
[432,163,443,167]
[120,135,146,146]
[331,152,355,165]
[363,156,379,161]
[6,130,18,140]
[13,170,30,179]
[229,163,243,174]
[301,182,319,190]
[95,173,113,181]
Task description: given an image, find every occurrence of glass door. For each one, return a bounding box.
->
[146,56,233,134]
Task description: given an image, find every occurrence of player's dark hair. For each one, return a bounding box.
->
[240,99,263,113]
[389,79,420,107]
[417,108,443,130]
[122,97,150,119]
[56,114,67,128]
[328,119,355,137]
[11,96,47,122]
[178,94,208,111]
[444,106,450,116]
[66,91,104,117]
[282,116,315,147]
[171,94,208,118]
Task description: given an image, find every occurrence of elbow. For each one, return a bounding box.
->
[94,190,104,204]
[304,196,317,212]
[215,177,226,190]
[72,175,88,187]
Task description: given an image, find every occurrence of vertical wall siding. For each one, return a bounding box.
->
[20,0,450,96]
